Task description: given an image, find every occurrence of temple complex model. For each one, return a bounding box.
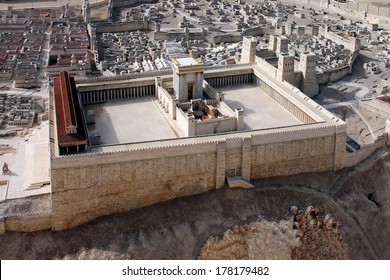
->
[2,0,390,234]
[50,47,347,230]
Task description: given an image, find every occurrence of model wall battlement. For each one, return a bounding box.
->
[51,121,341,162]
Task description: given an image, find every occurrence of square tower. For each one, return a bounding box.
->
[172,56,205,102]
[276,36,289,56]
[269,35,277,52]
[241,36,257,64]
[277,53,296,86]
[298,52,319,97]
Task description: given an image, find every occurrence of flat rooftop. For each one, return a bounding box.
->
[175,57,199,66]
[85,97,177,145]
[220,84,303,130]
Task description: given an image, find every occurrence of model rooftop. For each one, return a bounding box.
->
[174,57,199,66]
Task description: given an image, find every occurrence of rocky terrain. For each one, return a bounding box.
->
[200,206,348,260]
[0,148,389,259]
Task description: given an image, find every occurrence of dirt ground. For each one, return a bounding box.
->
[0,147,389,259]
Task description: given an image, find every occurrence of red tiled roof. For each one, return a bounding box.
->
[54,71,87,147]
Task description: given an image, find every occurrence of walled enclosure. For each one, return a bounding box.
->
[50,63,346,230]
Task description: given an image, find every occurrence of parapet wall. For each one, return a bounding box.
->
[51,122,346,230]
[319,27,359,53]
[316,65,351,85]
[343,134,388,168]
[0,211,52,234]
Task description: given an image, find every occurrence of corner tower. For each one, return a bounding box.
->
[298,52,319,97]
[276,36,289,56]
[241,36,257,64]
[277,53,295,86]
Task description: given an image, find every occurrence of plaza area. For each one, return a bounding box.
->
[220,84,302,130]
[0,121,51,202]
[84,97,177,145]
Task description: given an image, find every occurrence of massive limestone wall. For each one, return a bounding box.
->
[51,123,346,230]
[51,142,220,230]
[250,127,343,178]
[316,65,351,85]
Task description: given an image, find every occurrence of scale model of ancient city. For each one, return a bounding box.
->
[0,0,390,259]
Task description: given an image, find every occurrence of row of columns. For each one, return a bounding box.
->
[82,85,155,104]
[206,73,254,88]
[60,144,86,155]
[255,75,313,124]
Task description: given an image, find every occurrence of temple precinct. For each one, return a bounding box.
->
[49,39,349,230]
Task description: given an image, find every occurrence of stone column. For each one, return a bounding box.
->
[241,137,252,181]
[216,140,226,188]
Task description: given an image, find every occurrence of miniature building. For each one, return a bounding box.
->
[172,56,204,102]
[157,55,245,137]
[53,71,87,155]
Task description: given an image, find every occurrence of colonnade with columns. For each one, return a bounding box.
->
[205,73,254,88]
[81,85,156,104]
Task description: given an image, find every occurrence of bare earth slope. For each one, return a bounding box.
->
[0,149,389,259]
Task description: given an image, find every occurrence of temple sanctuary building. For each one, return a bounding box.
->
[50,44,349,230]
[157,56,244,136]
